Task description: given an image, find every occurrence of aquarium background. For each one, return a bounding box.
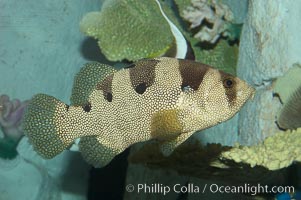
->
[0,0,301,200]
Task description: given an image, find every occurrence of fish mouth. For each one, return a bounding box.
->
[236,84,256,102]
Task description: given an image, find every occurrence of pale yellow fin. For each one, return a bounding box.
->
[160,131,195,156]
[151,109,183,141]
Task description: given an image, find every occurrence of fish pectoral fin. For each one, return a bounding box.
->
[151,109,183,140]
[159,131,195,157]
[79,135,120,168]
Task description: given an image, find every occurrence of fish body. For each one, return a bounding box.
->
[23,57,255,167]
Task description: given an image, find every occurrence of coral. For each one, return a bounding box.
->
[80,0,175,61]
[221,128,301,170]
[129,141,231,177]
[174,0,193,14]
[198,39,238,75]
[181,0,236,43]
[160,0,239,74]
[128,140,287,185]
[0,95,29,141]
[0,95,29,159]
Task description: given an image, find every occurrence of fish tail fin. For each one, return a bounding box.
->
[23,94,74,158]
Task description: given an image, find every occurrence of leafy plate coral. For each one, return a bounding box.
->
[80,0,174,61]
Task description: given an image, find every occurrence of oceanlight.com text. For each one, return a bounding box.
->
[125,183,295,196]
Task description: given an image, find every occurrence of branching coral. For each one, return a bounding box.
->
[221,128,301,170]
[182,0,235,43]
[128,141,286,185]
[0,95,29,141]
[0,95,30,159]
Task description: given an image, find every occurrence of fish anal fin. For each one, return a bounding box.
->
[79,135,120,168]
[160,131,195,157]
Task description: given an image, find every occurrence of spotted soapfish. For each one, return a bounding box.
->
[23,57,255,167]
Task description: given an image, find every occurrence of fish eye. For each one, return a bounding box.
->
[105,92,113,102]
[223,78,234,88]
[82,102,92,112]
[181,84,194,92]
[135,83,147,94]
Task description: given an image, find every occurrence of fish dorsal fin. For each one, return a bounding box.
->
[70,62,116,106]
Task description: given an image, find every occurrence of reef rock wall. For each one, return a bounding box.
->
[197,0,301,146]
[237,0,301,145]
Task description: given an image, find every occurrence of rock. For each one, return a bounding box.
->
[237,0,301,144]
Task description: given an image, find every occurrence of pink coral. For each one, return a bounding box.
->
[183,0,234,43]
[0,95,30,142]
